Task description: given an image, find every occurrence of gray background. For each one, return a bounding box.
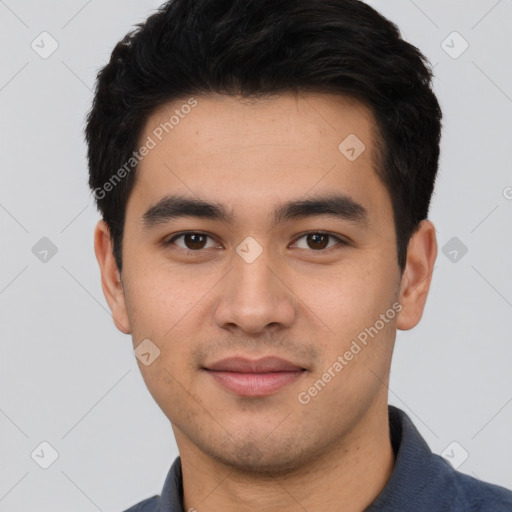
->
[0,0,511,510]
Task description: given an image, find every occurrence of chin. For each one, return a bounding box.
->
[207,437,314,477]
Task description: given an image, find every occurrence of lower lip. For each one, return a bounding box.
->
[205,370,305,396]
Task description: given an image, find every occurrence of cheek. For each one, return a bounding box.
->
[128,297,199,414]
[121,257,206,342]
[293,260,394,342]
[294,266,397,414]
[121,260,212,390]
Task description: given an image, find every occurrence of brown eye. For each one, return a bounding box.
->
[292,232,345,251]
[306,233,329,250]
[166,232,217,251]
[182,234,207,250]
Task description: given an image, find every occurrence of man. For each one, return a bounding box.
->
[86,0,512,510]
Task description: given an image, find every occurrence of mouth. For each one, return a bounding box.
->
[202,356,307,397]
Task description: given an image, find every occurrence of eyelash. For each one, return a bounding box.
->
[163,231,347,255]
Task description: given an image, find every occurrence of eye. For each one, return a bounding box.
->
[164,231,347,254]
[291,232,346,251]
[165,232,219,251]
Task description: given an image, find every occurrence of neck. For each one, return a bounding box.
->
[177,400,395,512]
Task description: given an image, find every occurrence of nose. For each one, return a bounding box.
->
[213,243,296,335]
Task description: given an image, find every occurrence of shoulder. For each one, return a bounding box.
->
[435,455,512,511]
[121,456,183,512]
[381,407,512,511]
[121,495,159,512]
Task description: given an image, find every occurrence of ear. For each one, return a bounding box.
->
[396,220,437,331]
[94,220,131,334]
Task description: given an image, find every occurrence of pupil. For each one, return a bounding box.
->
[186,234,205,250]
[309,234,328,250]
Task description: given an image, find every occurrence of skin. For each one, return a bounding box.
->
[94,92,437,512]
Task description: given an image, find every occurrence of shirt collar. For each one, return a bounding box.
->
[364,405,441,511]
[158,455,184,512]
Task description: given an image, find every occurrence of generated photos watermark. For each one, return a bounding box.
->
[93,97,198,200]
[297,301,402,405]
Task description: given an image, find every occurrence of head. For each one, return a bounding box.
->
[88,0,440,473]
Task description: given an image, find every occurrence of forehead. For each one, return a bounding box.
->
[128,92,391,229]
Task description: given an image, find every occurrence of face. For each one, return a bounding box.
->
[95,92,436,474]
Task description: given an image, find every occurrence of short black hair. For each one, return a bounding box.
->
[85,0,442,274]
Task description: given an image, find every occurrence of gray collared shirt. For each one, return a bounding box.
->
[123,405,512,511]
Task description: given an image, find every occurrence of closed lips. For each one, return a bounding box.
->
[204,356,306,373]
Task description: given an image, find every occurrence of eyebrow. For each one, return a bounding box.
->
[142,193,369,230]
